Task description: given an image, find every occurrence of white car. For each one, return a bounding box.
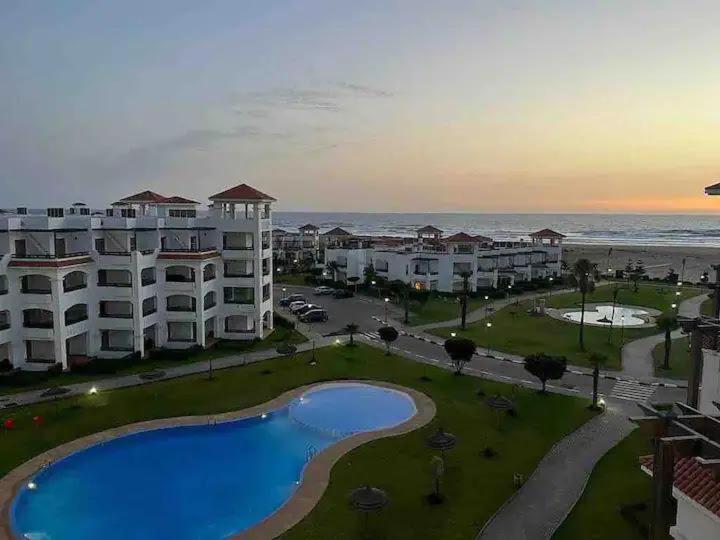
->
[288,301,306,311]
[313,286,335,295]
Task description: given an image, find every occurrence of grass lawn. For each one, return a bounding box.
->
[0,344,595,539]
[652,336,691,380]
[430,300,657,369]
[276,272,314,286]
[554,429,652,540]
[701,295,715,316]
[0,326,306,396]
[547,282,702,312]
[407,296,489,326]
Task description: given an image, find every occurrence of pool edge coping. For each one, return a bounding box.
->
[0,380,436,540]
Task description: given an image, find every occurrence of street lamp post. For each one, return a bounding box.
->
[486,321,493,355]
[384,297,390,323]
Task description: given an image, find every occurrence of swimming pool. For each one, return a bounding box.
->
[11,383,418,540]
[562,305,650,327]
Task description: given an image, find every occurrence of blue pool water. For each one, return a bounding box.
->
[12,383,416,540]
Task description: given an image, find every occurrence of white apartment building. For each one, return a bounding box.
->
[324,226,564,292]
[272,223,321,265]
[0,183,275,371]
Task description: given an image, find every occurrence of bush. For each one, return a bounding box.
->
[273,312,296,330]
[482,446,498,459]
[0,359,12,373]
[303,275,319,285]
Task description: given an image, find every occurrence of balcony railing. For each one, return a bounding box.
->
[224,298,254,305]
[161,246,216,253]
[65,314,88,325]
[13,251,90,259]
[22,288,52,295]
[98,250,131,256]
[223,245,254,251]
[100,312,133,319]
[166,275,194,283]
[224,272,254,278]
[167,305,196,312]
[98,281,132,288]
[142,307,158,317]
[63,283,87,293]
[24,320,54,329]
[225,327,255,334]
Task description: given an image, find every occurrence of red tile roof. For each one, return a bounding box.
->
[209,183,276,202]
[322,227,352,236]
[161,196,199,205]
[445,232,482,243]
[114,190,168,205]
[530,228,566,238]
[299,223,319,231]
[641,455,720,518]
[417,225,443,234]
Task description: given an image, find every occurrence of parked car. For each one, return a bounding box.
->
[300,309,329,323]
[294,303,322,316]
[333,289,354,299]
[279,294,305,307]
[313,286,335,295]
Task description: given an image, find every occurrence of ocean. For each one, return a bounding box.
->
[274,212,720,248]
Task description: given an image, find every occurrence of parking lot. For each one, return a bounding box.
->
[274,284,403,337]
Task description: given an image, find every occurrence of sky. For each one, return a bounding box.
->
[2,0,720,213]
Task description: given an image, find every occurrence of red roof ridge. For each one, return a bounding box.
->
[209,183,276,202]
[530,228,566,238]
[113,190,168,205]
[445,232,481,243]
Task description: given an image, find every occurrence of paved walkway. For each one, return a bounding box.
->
[0,337,334,409]
[477,408,635,540]
[620,292,708,378]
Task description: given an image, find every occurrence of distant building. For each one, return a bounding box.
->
[0,183,275,371]
[324,226,564,292]
[273,223,321,265]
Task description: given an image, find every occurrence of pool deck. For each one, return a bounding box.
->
[0,380,436,540]
[546,303,661,329]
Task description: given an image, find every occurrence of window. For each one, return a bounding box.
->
[168,209,197,218]
[47,208,64,218]
[94,238,106,252]
[224,287,254,304]
[120,208,136,218]
[16,207,27,215]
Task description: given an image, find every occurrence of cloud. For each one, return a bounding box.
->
[335,82,395,98]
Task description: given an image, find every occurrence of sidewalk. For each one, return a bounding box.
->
[477,408,634,540]
[0,337,336,409]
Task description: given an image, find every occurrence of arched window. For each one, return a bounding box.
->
[203,263,216,282]
[64,304,88,325]
[23,308,53,328]
[166,265,195,283]
[167,294,196,312]
[203,291,217,310]
[63,271,87,292]
[21,275,51,294]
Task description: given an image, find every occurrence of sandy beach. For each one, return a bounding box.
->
[564,244,720,283]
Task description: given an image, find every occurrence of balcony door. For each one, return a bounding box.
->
[15,239,26,256]
[54,238,66,257]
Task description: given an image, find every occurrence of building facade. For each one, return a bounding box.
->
[0,183,275,371]
[324,226,564,292]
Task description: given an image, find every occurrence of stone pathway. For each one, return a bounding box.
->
[477,408,635,540]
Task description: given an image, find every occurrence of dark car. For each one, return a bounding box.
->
[333,289,354,299]
[299,309,329,323]
[279,294,305,306]
[294,303,322,316]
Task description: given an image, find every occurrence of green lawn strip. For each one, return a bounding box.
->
[0,327,306,396]
[547,282,702,312]
[701,296,715,316]
[1,344,594,540]
[276,273,314,286]
[554,429,652,540]
[408,296,488,327]
[430,300,656,369]
[652,336,690,380]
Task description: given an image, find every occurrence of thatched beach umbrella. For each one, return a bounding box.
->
[426,427,457,456]
[485,395,515,412]
[349,485,388,534]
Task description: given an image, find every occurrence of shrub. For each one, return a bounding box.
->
[482,446,498,459]
[273,312,296,330]
[0,359,12,373]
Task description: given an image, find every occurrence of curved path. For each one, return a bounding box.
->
[620,292,708,379]
[477,408,634,540]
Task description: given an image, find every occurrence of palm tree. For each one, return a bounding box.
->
[570,258,597,351]
[459,271,471,330]
[345,322,359,346]
[378,326,399,355]
[656,312,679,370]
[588,352,607,409]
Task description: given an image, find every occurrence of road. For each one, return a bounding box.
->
[275,284,687,407]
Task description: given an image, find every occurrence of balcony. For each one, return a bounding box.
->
[142,307,158,317]
[141,277,157,286]
[166,275,194,283]
[100,312,133,319]
[97,250,131,256]
[13,251,90,260]
[65,313,88,326]
[160,246,216,254]
[167,305,196,312]
[225,271,254,278]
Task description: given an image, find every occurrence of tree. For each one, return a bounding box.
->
[390,280,411,324]
[587,352,607,409]
[569,258,596,351]
[627,259,646,292]
[378,325,399,355]
[325,261,338,282]
[523,353,567,393]
[363,264,377,286]
[443,337,476,375]
[345,323,359,346]
[656,312,679,370]
[458,271,472,330]
[665,268,679,285]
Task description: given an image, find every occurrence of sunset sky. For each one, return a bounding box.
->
[2,1,719,213]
